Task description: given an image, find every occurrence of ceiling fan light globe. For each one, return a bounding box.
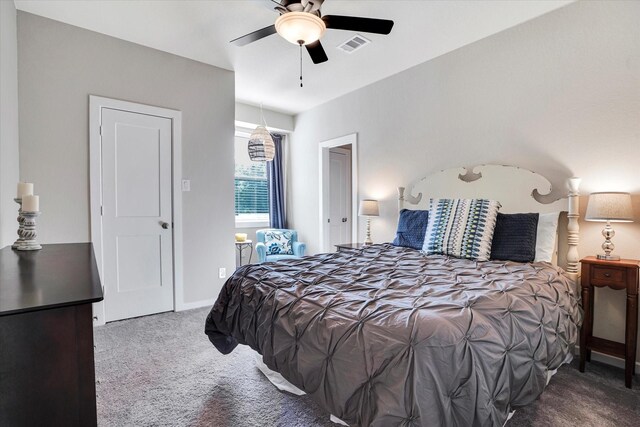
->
[275,12,326,45]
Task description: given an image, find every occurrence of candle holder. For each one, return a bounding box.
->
[12,198,25,249]
[17,211,42,251]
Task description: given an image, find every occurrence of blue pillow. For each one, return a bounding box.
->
[392,209,429,250]
[490,212,539,263]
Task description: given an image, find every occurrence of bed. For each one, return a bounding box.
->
[205,165,583,426]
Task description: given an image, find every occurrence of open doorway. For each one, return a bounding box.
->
[319,134,358,252]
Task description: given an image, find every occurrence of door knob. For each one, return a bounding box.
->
[161,222,170,229]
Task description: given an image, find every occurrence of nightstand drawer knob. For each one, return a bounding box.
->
[604,273,611,277]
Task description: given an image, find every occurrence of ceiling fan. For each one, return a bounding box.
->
[230,0,394,65]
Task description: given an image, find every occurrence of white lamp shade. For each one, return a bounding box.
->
[247,126,275,162]
[585,192,633,222]
[358,199,379,217]
[275,12,326,45]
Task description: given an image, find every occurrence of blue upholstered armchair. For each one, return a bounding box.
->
[256,229,306,263]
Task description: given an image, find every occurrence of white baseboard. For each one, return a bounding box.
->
[176,298,215,311]
[574,347,640,370]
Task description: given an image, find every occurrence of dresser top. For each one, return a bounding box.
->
[335,243,366,249]
[0,243,103,316]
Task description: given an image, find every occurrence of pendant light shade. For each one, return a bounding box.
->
[248,125,275,162]
[275,12,326,45]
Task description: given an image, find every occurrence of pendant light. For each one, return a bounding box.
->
[248,104,275,162]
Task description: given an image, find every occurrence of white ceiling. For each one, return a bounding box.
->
[14,0,573,115]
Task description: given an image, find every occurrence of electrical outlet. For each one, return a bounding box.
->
[218,267,226,279]
[181,179,191,192]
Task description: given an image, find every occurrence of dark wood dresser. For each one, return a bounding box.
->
[0,243,104,426]
[335,242,366,253]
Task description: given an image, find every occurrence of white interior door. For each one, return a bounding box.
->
[328,148,352,248]
[101,108,174,322]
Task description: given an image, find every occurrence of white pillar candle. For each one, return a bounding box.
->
[17,182,34,198]
[22,195,39,212]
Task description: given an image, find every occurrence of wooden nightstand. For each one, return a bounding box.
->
[335,243,366,253]
[579,256,639,388]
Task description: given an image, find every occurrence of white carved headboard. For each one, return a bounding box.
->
[397,165,581,282]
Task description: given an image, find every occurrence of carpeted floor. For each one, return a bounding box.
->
[94,307,639,427]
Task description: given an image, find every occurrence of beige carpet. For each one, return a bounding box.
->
[94,307,639,426]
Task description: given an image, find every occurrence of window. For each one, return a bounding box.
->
[235,134,269,227]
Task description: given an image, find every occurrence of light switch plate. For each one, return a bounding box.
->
[181,179,191,192]
[218,267,226,279]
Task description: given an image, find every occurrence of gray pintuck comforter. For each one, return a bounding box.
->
[205,244,581,426]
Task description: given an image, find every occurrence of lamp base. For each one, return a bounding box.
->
[363,218,373,245]
[596,254,620,261]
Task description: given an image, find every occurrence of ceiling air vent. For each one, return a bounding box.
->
[337,34,371,54]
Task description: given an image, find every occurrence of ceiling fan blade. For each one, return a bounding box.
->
[230,25,277,46]
[322,15,394,35]
[306,40,328,64]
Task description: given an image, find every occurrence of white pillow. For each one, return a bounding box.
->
[535,212,560,263]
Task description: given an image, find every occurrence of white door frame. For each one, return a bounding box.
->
[319,133,358,252]
[89,95,184,326]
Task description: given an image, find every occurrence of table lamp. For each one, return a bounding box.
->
[359,199,379,245]
[585,192,633,260]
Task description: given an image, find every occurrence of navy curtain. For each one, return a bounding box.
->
[267,134,287,228]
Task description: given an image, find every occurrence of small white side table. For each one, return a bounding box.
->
[235,240,253,267]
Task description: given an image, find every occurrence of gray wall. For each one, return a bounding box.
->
[17,12,236,304]
[0,1,20,248]
[235,102,294,133]
[289,1,640,362]
[290,1,640,254]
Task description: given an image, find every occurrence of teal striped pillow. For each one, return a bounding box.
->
[422,198,501,261]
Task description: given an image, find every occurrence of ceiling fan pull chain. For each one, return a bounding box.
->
[299,41,304,88]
